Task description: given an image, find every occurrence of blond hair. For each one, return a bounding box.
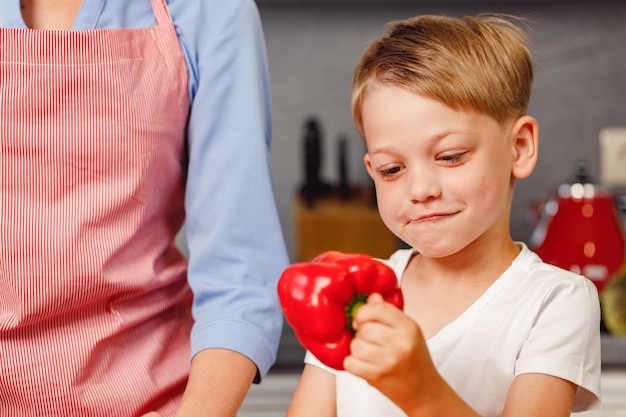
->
[352,14,534,136]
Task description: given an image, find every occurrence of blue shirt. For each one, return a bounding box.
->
[1,0,289,379]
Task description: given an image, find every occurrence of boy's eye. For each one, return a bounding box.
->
[379,165,403,178]
[438,151,468,164]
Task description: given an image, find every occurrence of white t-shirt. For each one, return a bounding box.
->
[305,243,602,417]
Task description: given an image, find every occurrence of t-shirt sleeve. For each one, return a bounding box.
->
[304,350,338,375]
[514,273,601,411]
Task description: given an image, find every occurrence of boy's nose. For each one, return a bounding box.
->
[408,167,441,203]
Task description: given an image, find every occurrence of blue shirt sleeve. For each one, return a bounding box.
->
[167,0,289,380]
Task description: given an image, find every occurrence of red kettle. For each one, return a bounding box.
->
[529,161,626,293]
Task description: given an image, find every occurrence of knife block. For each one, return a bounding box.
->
[295,187,399,262]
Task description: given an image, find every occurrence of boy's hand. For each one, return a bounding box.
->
[344,293,438,413]
[277,251,403,370]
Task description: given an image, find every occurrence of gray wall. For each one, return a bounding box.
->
[257,1,626,262]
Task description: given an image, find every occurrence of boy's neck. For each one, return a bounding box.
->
[402,239,520,340]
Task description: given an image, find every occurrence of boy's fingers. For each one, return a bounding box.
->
[353,294,400,329]
[367,292,385,303]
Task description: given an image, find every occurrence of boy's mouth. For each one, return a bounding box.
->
[409,209,460,223]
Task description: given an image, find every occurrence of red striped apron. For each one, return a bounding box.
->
[0,0,192,415]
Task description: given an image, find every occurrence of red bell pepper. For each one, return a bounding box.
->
[278,251,404,370]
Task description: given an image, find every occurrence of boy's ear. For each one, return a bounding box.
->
[363,153,375,179]
[510,115,539,179]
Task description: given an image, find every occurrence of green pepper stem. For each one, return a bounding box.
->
[345,294,368,335]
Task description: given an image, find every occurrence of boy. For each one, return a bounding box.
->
[286,14,601,417]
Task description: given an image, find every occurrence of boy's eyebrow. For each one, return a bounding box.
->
[367,144,400,155]
[430,128,474,141]
[367,129,470,154]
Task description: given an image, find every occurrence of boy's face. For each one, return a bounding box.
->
[362,86,519,259]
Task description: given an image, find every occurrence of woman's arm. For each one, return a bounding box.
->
[175,349,258,416]
[167,0,289,415]
[141,349,257,417]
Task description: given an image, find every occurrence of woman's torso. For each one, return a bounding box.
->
[0,0,192,414]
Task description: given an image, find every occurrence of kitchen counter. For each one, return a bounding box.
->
[240,368,626,416]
